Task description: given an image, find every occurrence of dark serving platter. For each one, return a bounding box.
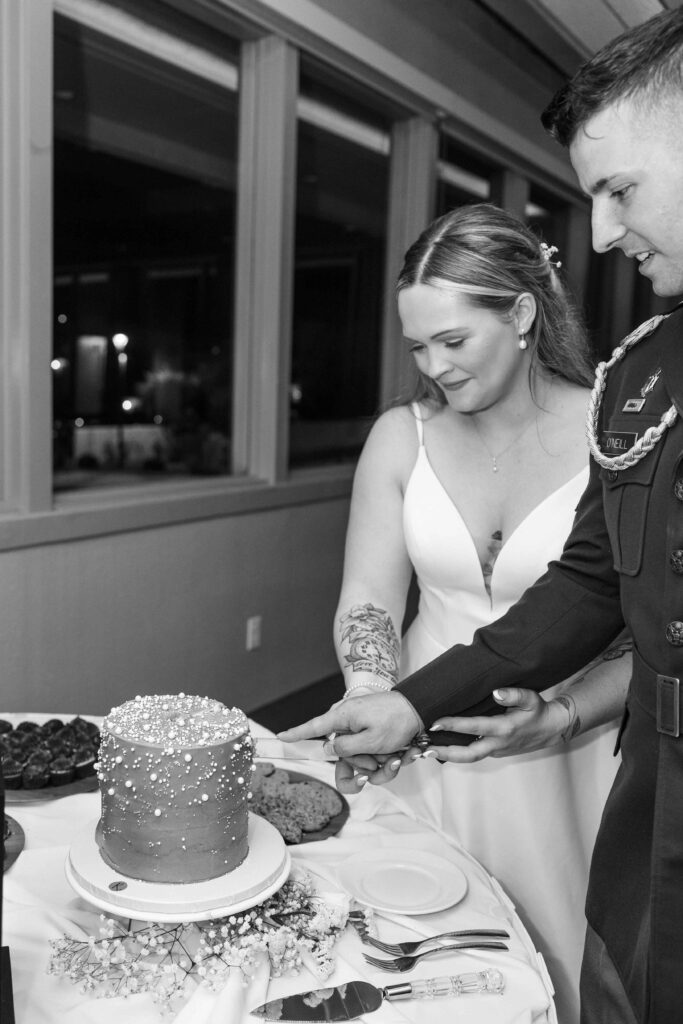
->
[267,769,350,844]
[3,816,25,871]
[4,774,98,804]
[1,714,100,803]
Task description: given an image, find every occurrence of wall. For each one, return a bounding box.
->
[1,497,348,714]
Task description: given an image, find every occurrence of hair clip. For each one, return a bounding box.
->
[540,242,562,268]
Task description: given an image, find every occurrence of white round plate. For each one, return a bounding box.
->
[336,850,467,915]
[66,813,290,922]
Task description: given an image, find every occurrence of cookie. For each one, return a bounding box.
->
[260,768,291,797]
[289,780,343,817]
[257,803,303,844]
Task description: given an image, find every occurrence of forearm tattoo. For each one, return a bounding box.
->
[339,603,400,686]
[555,693,581,742]
[602,636,633,661]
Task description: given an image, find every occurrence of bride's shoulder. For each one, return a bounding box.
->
[368,403,424,441]
[538,382,592,461]
[360,404,425,473]
[548,380,592,421]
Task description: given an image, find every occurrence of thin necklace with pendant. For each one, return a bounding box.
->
[473,414,539,473]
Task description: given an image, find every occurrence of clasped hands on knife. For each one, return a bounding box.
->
[277,685,565,795]
[277,689,423,793]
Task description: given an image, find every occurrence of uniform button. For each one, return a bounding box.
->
[666,621,683,645]
[675,479,683,501]
[671,550,683,574]
[608,470,618,482]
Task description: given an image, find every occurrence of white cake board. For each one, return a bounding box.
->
[65,813,291,922]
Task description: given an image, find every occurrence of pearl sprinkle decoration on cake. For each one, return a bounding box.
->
[102,693,248,746]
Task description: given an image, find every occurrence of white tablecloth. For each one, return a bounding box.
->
[3,715,556,1024]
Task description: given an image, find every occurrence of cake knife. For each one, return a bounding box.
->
[253,737,336,761]
[250,969,505,1020]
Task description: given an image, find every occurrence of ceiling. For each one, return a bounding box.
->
[480,0,683,65]
[530,0,682,56]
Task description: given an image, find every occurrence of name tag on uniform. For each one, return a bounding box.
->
[600,430,638,452]
[623,398,646,413]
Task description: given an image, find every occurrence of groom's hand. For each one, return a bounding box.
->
[277,691,422,758]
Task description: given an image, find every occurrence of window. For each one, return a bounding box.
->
[526,182,570,254]
[0,0,635,554]
[435,136,492,216]
[289,64,392,468]
[53,11,239,490]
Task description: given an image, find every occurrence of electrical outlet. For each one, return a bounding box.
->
[245,615,262,651]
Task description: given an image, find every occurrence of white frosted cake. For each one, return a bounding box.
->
[95,694,253,883]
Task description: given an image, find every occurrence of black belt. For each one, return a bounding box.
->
[632,648,681,737]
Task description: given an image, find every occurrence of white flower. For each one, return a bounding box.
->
[47,879,347,1013]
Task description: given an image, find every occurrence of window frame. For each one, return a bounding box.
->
[0,0,598,554]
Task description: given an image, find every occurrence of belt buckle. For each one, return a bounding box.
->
[657,675,680,737]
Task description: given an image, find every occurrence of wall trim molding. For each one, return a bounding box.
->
[222,0,579,191]
[0,469,353,551]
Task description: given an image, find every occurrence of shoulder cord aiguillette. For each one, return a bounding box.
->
[586,314,678,471]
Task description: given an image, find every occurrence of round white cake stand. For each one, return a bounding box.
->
[65,813,291,922]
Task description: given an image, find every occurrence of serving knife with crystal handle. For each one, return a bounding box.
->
[250,968,505,1020]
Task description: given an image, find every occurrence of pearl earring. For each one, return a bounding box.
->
[518,332,528,351]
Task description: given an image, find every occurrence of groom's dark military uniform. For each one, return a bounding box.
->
[398,304,683,1024]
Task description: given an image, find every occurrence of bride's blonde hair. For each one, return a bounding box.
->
[396,203,593,408]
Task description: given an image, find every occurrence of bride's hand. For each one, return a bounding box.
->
[333,751,404,792]
[413,687,568,763]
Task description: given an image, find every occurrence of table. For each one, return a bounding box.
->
[3,714,556,1023]
[73,424,169,468]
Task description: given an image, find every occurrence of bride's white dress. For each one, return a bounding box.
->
[387,406,621,1024]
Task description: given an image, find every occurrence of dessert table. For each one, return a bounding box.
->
[3,714,556,1024]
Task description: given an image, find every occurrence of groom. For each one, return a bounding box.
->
[281,9,683,1023]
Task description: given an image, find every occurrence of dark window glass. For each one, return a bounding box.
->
[436,136,492,216]
[53,14,238,490]
[290,66,391,468]
[631,270,675,332]
[584,249,673,359]
[526,182,569,255]
[583,249,623,360]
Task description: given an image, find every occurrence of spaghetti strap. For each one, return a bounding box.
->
[413,401,423,446]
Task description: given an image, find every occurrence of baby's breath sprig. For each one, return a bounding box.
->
[48,877,350,1014]
[540,241,562,268]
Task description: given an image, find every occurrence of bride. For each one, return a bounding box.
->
[331,204,630,1024]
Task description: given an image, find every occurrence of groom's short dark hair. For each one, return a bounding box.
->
[542,7,683,146]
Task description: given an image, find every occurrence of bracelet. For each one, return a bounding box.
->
[553,694,579,742]
[344,681,394,698]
